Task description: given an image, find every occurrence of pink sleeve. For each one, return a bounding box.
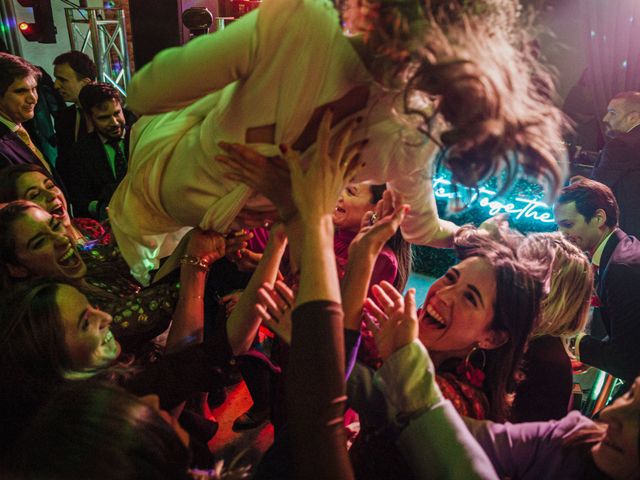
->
[369,247,398,294]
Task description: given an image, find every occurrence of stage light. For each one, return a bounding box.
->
[182,7,213,39]
[16,0,56,43]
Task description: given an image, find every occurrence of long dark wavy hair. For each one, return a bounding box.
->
[370,184,412,291]
[453,225,543,422]
[342,0,568,201]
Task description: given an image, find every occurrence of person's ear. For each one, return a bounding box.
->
[80,77,92,88]
[593,208,608,228]
[478,329,509,350]
[6,263,29,279]
[627,111,640,125]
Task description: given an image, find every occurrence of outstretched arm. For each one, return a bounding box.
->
[226,225,288,355]
[342,190,408,332]
[165,229,226,353]
[127,10,259,114]
[284,110,361,480]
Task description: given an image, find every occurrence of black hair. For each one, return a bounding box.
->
[53,50,97,81]
[78,82,122,114]
[8,381,191,480]
[557,179,619,228]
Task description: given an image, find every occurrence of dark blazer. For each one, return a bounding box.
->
[580,229,640,383]
[53,104,90,165]
[0,122,65,190]
[57,131,129,220]
[592,125,640,238]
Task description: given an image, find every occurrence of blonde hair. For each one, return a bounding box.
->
[517,233,592,338]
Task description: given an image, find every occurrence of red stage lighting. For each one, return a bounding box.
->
[16,0,56,43]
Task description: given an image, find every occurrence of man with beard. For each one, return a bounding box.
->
[58,82,134,220]
[590,91,640,238]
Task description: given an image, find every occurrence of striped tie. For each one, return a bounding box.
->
[15,125,51,173]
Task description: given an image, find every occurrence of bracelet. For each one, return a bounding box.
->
[179,255,211,272]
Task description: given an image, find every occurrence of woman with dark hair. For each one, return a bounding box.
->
[0,163,110,244]
[368,300,640,480]
[334,183,411,293]
[449,225,593,422]
[108,0,568,286]
[0,200,254,354]
[0,219,285,461]
[9,382,193,480]
[230,182,411,430]
[343,225,542,479]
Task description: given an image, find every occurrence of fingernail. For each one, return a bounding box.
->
[279,144,288,154]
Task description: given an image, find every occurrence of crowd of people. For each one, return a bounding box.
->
[1,0,640,478]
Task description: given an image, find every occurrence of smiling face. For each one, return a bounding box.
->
[0,75,38,124]
[333,183,374,231]
[90,98,125,141]
[15,171,71,229]
[554,201,606,255]
[55,284,120,370]
[418,256,501,359]
[591,377,640,479]
[8,206,86,282]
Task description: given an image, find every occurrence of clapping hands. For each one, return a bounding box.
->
[365,281,418,361]
[350,189,409,256]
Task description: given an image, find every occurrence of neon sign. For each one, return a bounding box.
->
[432,177,555,224]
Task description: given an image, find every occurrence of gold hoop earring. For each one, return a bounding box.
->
[464,345,486,371]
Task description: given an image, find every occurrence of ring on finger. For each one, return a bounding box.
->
[369,213,378,226]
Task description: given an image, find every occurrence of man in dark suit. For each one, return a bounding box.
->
[590,91,640,238]
[57,83,132,220]
[52,51,96,162]
[555,179,640,386]
[0,53,58,176]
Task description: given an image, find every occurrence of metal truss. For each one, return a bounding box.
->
[64,7,130,97]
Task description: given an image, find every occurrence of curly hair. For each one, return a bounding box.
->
[341,0,568,199]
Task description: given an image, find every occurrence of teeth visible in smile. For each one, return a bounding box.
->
[50,205,64,215]
[59,247,74,263]
[426,304,446,326]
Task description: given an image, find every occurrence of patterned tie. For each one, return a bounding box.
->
[15,125,51,173]
[109,138,127,180]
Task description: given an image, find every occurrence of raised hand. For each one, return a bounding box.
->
[284,110,366,224]
[217,143,296,222]
[365,281,418,361]
[225,229,253,257]
[186,228,226,265]
[350,189,409,255]
[255,280,295,344]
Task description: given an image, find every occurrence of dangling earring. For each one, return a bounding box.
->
[456,346,487,388]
